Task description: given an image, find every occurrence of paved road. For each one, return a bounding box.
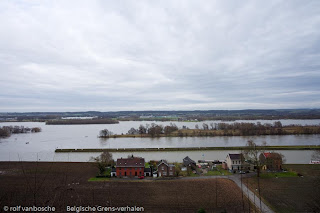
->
[229,175,274,213]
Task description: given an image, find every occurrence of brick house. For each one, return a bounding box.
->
[259,152,282,171]
[116,156,145,177]
[157,159,175,177]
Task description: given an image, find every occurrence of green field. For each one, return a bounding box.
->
[260,171,298,178]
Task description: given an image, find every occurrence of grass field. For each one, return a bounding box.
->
[245,164,320,212]
[205,165,233,176]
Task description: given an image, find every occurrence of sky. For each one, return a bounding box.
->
[0,0,320,112]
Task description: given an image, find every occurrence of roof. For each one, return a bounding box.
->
[228,154,244,160]
[116,156,145,167]
[158,159,175,168]
[183,156,196,166]
[263,152,282,159]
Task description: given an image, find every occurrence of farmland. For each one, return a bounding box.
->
[0,162,255,212]
[244,164,320,212]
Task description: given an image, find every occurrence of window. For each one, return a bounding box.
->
[169,172,173,176]
[170,167,172,170]
[162,166,164,171]
[135,168,137,170]
[233,161,234,164]
[124,168,127,171]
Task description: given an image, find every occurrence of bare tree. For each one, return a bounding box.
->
[138,124,147,135]
[99,129,113,137]
[243,140,267,177]
[202,123,209,130]
[91,151,114,175]
[127,127,138,135]
[243,140,267,211]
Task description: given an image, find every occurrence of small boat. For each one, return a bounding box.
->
[25,142,29,144]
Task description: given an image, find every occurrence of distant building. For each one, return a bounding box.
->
[157,160,175,177]
[139,115,154,119]
[116,156,145,177]
[260,152,282,171]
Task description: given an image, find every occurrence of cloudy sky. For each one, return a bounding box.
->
[0,0,320,112]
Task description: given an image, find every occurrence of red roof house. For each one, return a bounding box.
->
[259,152,283,170]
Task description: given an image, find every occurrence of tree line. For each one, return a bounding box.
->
[0,126,41,138]
[99,121,320,138]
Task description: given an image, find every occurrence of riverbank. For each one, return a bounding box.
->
[55,145,320,152]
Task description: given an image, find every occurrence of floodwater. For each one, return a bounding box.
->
[0,120,319,163]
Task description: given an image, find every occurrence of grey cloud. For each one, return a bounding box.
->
[0,0,320,111]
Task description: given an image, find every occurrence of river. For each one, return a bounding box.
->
[0,120,319,163]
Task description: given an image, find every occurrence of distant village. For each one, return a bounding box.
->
[108,152,283,179]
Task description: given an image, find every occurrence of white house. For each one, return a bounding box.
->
[226,153,244,171]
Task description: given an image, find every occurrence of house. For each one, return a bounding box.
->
[157,159,175,177]
[116,156,145,177]
[144,167,152,177]
[183,156,196,168]
[111,167,116,177]
[226,153,244,171]
[222,161,228,170]
[153,170,158,178]
[260,152,282,171]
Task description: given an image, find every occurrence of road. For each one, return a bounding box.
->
[229,174,274,213]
